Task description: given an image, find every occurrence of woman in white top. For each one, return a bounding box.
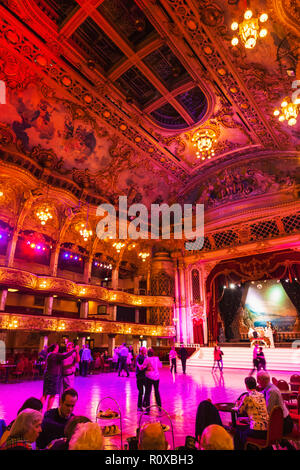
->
[143,348,162,412]
[264,322,275,348]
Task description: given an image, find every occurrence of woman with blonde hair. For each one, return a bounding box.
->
[69,422,103,450]
[1,409,43,450]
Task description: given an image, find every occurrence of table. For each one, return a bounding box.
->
[0,364,16,383]
[214,402,238,428]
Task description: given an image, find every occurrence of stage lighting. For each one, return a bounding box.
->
[229,283,235,289]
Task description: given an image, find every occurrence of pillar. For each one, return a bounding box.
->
[43,296,53,316]
[133,276,140,295]
[108,334,116,356]
[39,334,48,350]
[84,256,93,284]
[174,268,181,342]
[50,245,60,276]
[200,266,208,345]
[184,268,194,344]
[146,337,152,348]
[135,308,139,324]
[178,262,188,344]
[111,268,119,290]
[6,230,19,267]
[0,289,8,311]
[80,300,89,319]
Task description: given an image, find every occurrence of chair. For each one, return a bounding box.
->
[272,377,278,386]
[11,362,25,382]
[290,375,300,393]
[277,380,289,391]
[245,406,283,450]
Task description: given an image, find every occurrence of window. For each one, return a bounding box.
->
[97,305,107,315]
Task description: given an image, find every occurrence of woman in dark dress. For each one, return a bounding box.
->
[41,344,78,411]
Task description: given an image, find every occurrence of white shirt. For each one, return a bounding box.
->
[144,356,162,381]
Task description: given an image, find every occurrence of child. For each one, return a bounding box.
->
[257,347,266,371]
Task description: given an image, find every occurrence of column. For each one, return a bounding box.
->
[135,308,139,324]
[84,256,93,284]
[50,245,60,276]
[43,296,53,316]
[108,334,116,356]
[178,262,188,344]
[6,230,19,267]
[111,268,119,290]
[39,334,48,350]
[133,276,140,295]
[146,337,152,348]
[200,266,208,345]
[80,300,89,319]
[174,267,181,343]
[0,289,8,311]
[184,268,194,344]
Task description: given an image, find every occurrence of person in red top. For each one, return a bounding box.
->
[212,345,224,372]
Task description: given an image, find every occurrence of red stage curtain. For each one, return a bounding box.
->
[193,322,204,345]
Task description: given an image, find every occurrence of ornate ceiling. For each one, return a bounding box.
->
[0,0,299,210]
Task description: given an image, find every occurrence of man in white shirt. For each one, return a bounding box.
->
[118,343,130,377]
[80,344,93,377]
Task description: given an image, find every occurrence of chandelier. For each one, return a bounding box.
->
[113,242,125,253]
[79,223,93,242]
[273,97,299,126]
[192,129,217,160]
[231,10,268,49]
[36,207,53,225]
[139,252,150,262]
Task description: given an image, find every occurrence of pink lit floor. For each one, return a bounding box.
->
[0,366,295,448]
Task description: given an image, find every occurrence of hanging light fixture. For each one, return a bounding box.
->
[113,242,125,253]
[273,96,299,126]
[192,128,217,161]
[231,9,268,49]
[79,223,93,241]
[36,206,53,225]
[138,251,150,262]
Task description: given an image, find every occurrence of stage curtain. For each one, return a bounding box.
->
[280,280,300,315]
[218,285,243,341]
[193,322,204,345]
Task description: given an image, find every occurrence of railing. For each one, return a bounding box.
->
[240,332,300,341]
[174,343,201,349]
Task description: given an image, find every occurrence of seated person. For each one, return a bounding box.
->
[36,388,78,449]
[1,409,42,450]
[138,422,168,450]
[200,425,234,450]
[195,400,222,443]
[69,422,103,450]
[0,397,43,447]
[234,376,268,450]
[47,415,91,450]
[257,371,294,435]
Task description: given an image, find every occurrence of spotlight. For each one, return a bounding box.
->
[229,283,235,289]
[285,279,289,282]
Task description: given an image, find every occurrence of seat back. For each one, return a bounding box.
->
[290,375,300,392]
[277,380,289,391]
[266,406,284,445]
[272,377,278,386]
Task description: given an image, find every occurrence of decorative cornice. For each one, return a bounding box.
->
[0,312,175,337]
[0,267,174,307]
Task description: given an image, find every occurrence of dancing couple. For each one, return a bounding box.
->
[136,347,162,413]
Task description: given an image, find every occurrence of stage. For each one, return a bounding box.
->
[188,346,300,371]
[0,365,298,448]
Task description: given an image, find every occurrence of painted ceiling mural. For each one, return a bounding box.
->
[0,0,299,212]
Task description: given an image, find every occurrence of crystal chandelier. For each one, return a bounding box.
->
[231,10,268,49]
[113,242,125,253]
[36,207,53,225]
[139,252,150,262]
[192,129,217,161]
[79,223,93,242]
[273,97,299,126]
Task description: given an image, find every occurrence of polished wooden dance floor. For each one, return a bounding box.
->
[0,366,294,448]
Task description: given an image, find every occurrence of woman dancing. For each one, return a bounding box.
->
[41,343,78,411]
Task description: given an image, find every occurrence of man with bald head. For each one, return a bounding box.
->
[257,371,294,435]
[200,425,234,450]
[138,422,168,450]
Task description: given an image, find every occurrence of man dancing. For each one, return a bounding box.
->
[62,342,80,392]
[118,343,130,377]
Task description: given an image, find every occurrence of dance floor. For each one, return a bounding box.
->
[0,366,295,449]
